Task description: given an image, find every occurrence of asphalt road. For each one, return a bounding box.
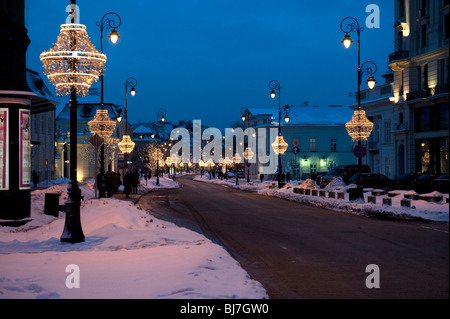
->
[137,175,449,299]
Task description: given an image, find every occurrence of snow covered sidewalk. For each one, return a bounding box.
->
[0,180,268,299]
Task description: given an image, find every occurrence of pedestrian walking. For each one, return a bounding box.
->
[112,172,119,194]
[105,171,113,197]
[123,171,132,198]
[286,172,291,183]
[132,171,139,194]
[260,173,264,183]
[32,170,39,188]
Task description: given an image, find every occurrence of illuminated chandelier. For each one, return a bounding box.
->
[40,24,107,97]
[243,147,255,160]
[117,135,135,154]
[345,109,374,141]
[272,136,288,155]
[233,153,242,164]
[88,109,116,140]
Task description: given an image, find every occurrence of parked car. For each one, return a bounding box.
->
[319,167,344,188]
[391,173,418,190]
[340,165,372,184]
[413,174,437,194]
[348,173,392,189]
[431,174,449,193]
[228,171,245,178]
[319,165,372,188]
[315,171,328,184]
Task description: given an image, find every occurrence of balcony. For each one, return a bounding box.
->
[389,50,409,62]
[367,141,379,152]
[406,88,432,101]
[392,122,408,135]
[433,83,449,95]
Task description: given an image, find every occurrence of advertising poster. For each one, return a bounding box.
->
[19,109,31,189]
[0,108,8,190]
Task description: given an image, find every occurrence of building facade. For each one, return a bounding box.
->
[26,69,58,186]
[245,106,356,181]
[388,0,449,176]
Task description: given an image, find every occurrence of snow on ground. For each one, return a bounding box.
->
[0,178,268,299]
[194,175,449,222]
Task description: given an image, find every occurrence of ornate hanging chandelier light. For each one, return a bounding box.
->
[40,23,107,97]
[88,109,116,140]
[272,136,288,155]
[345,109,374,141]
[243,147,255,160]
[117,135,135,154]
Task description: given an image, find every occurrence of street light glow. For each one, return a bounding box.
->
[270,89,276,99]
[366,75,377,89]
[108,29,120,44]
[342,34,353,48]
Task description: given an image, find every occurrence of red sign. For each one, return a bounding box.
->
[353,144,367,159]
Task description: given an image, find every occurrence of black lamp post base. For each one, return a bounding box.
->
[97,171,106,198]
[61,180,85,243]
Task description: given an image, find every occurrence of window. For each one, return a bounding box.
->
[421,24,427,48]
[385,121,391,144]
[416,66,422,91]
[399,69,404,95]
[438,59,446,86]
[397,0,405,18]
[422,64,428,89]
[420,0,427,17]
[399,112,404,124]
[439,104,449,130]
[310,138,317,152]
[415,103,449,132]
[397,31,403,51]
[415,107,430,131]
[445,14,449,40]
[331,138,337,152]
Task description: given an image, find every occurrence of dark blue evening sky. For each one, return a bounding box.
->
[25,0,394,129]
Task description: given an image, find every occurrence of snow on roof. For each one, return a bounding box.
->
[25,69,58,106]
[133,126,154,133]
[249,105,354,126]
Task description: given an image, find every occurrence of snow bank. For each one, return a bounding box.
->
[324,177,346,192]
[298,179,317,190]
[258,187,449,222]
[194,174,448,222]
[0,182,267,299]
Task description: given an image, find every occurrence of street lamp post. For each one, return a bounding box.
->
[96,12,121,199]
[118,77,137,168]
[233,153,241,186]
[241,107,251,183]
[154,108,166,186]
[340,17,377,199]
[269,80,291,189]
[40,0,106,243]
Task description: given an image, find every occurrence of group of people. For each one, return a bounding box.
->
[274,171,291,183]
[122,171,140,198]
[98,170,140,198]
[98,171,121,198]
